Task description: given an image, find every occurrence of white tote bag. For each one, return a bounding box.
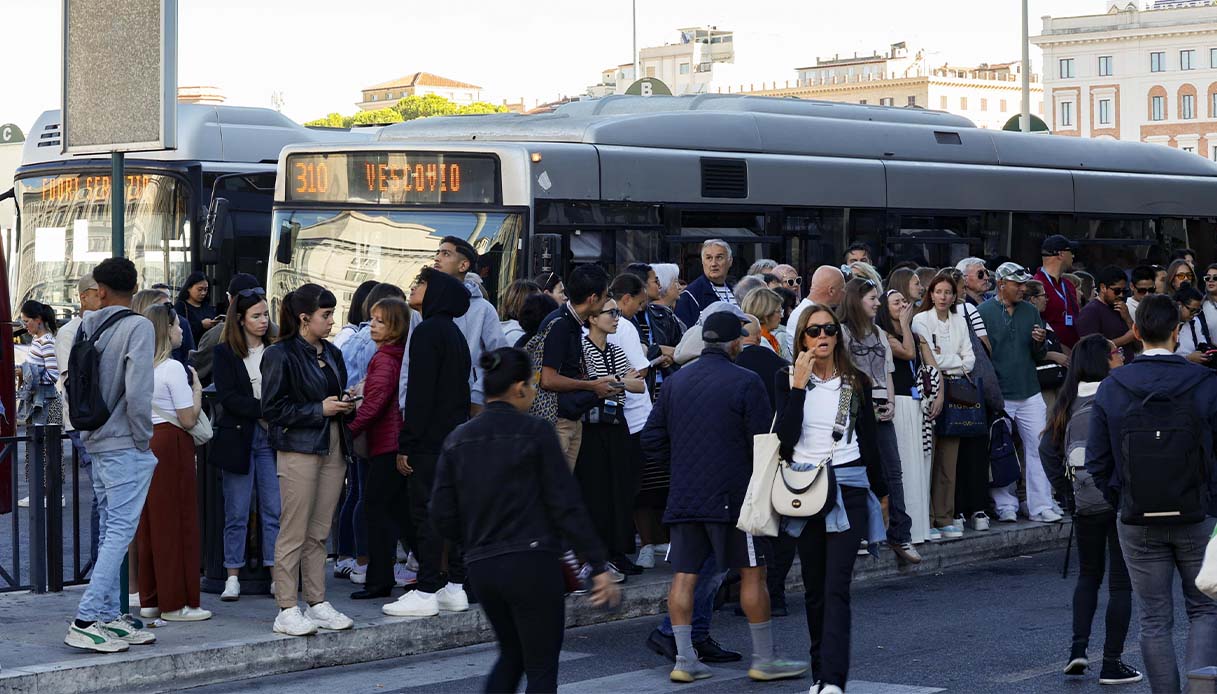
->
[737,416,781,537]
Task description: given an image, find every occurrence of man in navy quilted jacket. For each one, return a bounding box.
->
[641,311,808,684]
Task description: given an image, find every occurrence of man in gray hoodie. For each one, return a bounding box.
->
[398,236,507,413]
[64,257,158,653]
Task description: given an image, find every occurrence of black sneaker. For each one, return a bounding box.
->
[693,636,742,663]
[1064,646,1088,676]
[645,628,677,662]
[1098,660,1143,685]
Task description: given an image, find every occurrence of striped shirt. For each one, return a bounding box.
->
[581,336,629,407]
[28,332,59,384]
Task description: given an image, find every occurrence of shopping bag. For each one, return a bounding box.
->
[738,424,781,537]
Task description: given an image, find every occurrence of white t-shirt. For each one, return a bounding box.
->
[244,343,266,400]
[152,359,195,425]
[605,318,653,435]
[791,376,861,468]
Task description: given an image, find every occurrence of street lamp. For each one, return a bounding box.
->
[1021,0,1031,132]
[633,0,639,82]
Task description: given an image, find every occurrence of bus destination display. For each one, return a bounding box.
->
[287,152,497,205]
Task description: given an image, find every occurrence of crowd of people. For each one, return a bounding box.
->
[20,232,1217,692]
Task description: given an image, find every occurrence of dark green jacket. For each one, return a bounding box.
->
[977,298,1047,401]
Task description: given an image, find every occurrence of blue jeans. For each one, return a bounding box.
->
[337,457,368,557]
[75,447,157,622]
[659,555,726,642]
[222,426,281,569]
[1118,517,1217,693]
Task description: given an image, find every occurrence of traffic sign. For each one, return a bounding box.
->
[0,124,24,143]
[625,78,672,97]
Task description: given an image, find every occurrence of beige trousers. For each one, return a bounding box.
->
[555,418,584,470]
[273,422,347,609]
[931,436,961,528]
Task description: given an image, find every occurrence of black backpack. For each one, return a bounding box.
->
[1117,381,1211,525]
[66,310,137,431]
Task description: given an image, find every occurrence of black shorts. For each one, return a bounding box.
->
[667,522,766,574]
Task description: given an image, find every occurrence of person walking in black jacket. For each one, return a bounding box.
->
[432,348,620,693]
[387,267,473,618]
[260,283,356,637]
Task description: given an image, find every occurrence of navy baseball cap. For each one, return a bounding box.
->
[702,311,745,342]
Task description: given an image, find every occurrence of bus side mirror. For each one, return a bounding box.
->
[530,233,562,277]
[201,197,231,264]
[275,222,298,265]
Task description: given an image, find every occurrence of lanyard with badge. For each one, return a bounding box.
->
[1044,272,1074,327]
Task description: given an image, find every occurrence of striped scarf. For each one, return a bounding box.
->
[917,364,943,456]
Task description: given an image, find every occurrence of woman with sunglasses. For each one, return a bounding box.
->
[1038,334,1141,686]
[912,273,976,541]
[838,278,919,563]
[210,287,280,602]
[136,303,211,622]
[575,299,646,578]
[1201,263,1217,334]
[1166,259,1196,293]
[1174,285,1214,365]
[774,305,889,694]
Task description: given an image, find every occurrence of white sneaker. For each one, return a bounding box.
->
[332,557,356,579]
[17,496,29,508]
[161,606,212,622]
[636,544,656,569]
[405,552,419,572]
[927,527,942,542]
[221,576,240,601]
[100,615,156,645]
[273,606,318,636]
[127,592,141,608]
[820,685,845,694]
[436,583,470,612]
[394,563,418,587]
[383,590,439,617]
[971,512,991,531]
[139,607,161,619]
[997,509,1018,523]
[305,601,353,630]
[349,563,368,585]
[1031,509,1063,523]
[65,621,129,652]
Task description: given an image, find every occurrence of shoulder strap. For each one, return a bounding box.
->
[87,309,137,344]
[1199,309,1214,345]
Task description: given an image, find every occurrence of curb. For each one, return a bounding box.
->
[0,520,1069,693]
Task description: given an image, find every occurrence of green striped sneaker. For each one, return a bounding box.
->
[101,615,156,645]
[65,622,130,652]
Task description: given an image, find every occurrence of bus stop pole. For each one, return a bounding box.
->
[111,152,124,258]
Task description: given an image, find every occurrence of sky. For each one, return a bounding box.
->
[2,0,1106,133]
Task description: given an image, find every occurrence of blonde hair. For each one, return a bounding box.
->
[143,303,178,365]
[370,298,411,346]
[740,287,782,323]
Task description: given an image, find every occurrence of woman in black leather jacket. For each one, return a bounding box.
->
[431,347,619,693]
[260,283,356,638]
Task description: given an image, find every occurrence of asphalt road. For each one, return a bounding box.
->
[178,548,1193,694]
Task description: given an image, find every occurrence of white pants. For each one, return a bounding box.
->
[989,393,1056,517]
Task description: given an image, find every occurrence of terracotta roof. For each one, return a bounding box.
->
[363,72,482,92]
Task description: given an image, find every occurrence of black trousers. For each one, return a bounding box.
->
[364,452,413,591]
[798,485,868,689]
[574,423,637,557]
[954,433,992,517]
[468,552,566,694]
[767,534,798,608]
[409,453,465,593]
[1073,511,1133,662]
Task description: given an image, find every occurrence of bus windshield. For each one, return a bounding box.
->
[269,208,523,323]
[14,172,190,312]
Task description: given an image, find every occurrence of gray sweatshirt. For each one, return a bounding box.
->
[78,305,156,454]
[398,279,507,409]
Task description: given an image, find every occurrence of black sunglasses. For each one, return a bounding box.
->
[598,308,621,318]
[1204,275,1217,283]
[1134,285,1156,295]
[785,277,803,287]
[1109,286,1126,296]
[804,323,840,338]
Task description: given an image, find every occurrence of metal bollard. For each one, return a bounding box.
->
[1189,666,1217,694]
[29,426,46,593]
[46,425,63,592]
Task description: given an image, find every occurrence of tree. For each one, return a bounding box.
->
[303,112,348,128]
[458,101,510,115]
[350,108,403,125]
[394,93,461,121]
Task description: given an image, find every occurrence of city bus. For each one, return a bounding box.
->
[268,94,1217,320]
[6,103,374,315]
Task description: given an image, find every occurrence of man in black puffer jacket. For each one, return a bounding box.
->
[387,267,472,619]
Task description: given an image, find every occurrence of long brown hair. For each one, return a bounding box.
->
[838,277,879,340]
[222,291,272,358]
[917,271,959,315]
[793,303,863,394]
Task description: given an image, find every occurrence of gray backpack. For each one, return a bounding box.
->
[1064,396,1112,516]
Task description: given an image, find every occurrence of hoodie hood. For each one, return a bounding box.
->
[422,270,471,320]
[1109,354,1213,397]
[465,278,484,299]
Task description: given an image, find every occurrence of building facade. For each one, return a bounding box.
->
[1033,1,1217,157]
[588,27,737,96]
[740,43,1042,131]
[358,72,482,111]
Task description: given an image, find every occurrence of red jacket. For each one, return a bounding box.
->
[347,342,405,457]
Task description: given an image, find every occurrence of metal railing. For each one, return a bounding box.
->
[2,424,92,593]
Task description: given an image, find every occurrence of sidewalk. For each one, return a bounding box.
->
[0,519,1069,694]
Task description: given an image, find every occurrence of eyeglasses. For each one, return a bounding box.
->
[1109,287,1126,296]
[1177,272,1196,281]
[598,308,621,318]
[236,287,266,298]
[804,323,840,338]
[973,270,989,280]
[1134,285,1156,295]
[1204,275,1217,283]
[785,277,803,287]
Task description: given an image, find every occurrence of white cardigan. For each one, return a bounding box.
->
[911,309,975,376]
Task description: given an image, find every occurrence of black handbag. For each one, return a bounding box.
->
[944,375,980,406]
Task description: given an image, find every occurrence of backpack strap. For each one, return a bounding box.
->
[1199,309,1214,346]
[85,309,137,344]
